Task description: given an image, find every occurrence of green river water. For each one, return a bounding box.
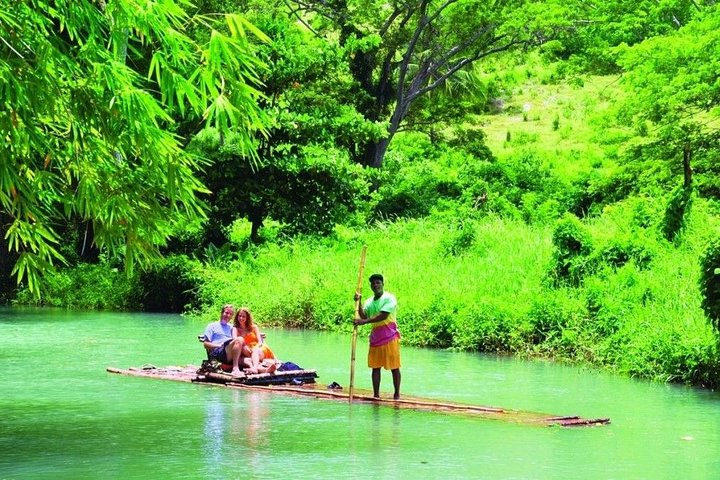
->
[1,307,719,479]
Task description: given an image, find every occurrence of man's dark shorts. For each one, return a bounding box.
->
[209,339,233,364]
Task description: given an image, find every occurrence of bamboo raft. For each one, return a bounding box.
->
[107,364,610,427]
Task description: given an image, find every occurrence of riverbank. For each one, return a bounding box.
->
[15,205,718,387]
[190,208,719,388]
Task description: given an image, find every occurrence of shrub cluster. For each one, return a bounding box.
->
[662,185,694,242]
[13,262,139,311]
[700,237,720,331]
[136,255,203,313]
[548,214,594,286]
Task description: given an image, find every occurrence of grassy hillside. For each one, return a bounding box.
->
[481,74,625,178]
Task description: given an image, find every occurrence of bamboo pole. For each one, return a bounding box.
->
[349,245,367,403]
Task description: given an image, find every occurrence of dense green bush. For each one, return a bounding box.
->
[694,147,720,199]
[520,192,564,224]
[548,214,594,286]
[374,141,464,219]
[629,196,661,229]
[699,237,720,332]
[448,126,493,160]
[269,147,373,237]
[621,328,720,387]
[659,341,720,387]
[564,170,628,218]
[400,301,455,348]
[504,151,558,194]
[584,281,625,337]
[192,130,373,244]
[451,304,516,352]
[439,222,477,257]
[662,185,694,242]
[526,293,584,345]
[456,150,567,222]
[162,217,206,257]
[486,195,523,220]
[599,235,655,270]
[14,262,139,310]
[376,141,573,225]
[136,255,203,313]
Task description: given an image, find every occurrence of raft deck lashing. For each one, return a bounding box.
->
[106,365,610,428]
[192,359,319,386]
[197,369,320,386]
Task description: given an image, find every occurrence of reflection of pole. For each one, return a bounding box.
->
[202,392,227,476]
[349,245,367,403]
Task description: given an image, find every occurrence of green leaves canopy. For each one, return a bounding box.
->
[617,7,720,127]
[284,0,574,167]
[192,12,378,242]
[615,5,720,195]
[0,0,266,292]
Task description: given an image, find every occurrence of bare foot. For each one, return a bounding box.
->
[393,394,400,400]
[247,367,259,375]
[266,362,277,374]
[231,368,243,377]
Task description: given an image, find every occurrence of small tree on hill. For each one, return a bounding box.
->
[617,9,720,205]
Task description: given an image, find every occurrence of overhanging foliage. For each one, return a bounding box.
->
[0,0,267,293]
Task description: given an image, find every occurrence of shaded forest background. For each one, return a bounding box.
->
[2,0,720,387]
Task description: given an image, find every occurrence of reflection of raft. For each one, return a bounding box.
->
[106,365,610,428]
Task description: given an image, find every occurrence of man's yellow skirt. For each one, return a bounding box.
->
[368,338,401,370]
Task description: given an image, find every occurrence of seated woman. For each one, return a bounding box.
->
[233,307,278,374]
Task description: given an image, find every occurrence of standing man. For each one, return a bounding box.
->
[200,304,246,377]
[354,273,401,399]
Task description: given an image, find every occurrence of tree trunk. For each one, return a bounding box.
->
[0,214,19,302]
[77,220,100,262]
[362,138,390,168]
[683,142,693,189]
[249,207,265,244]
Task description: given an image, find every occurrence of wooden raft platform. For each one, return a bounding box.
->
[106,365,610,428]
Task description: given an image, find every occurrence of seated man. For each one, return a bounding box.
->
[200,304,247,377]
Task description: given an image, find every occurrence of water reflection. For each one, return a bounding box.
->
[230,389,269,475]
[202,391,227,476]
[202,389,271,476]
[369,406,401,477]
